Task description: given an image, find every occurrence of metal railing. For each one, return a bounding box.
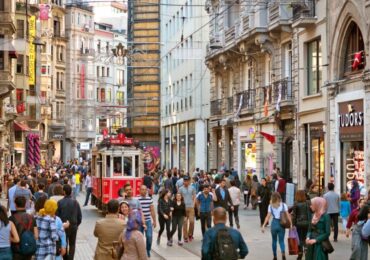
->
[272,77,293,103]
[235,89,255,111]
[227,96,233,113]
[211,99,222,116]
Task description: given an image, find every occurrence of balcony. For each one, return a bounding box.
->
[211,99,222,116]
[235,89,255,114]
[292,0,317,28]
[80,48,95,56]
[268,1,292,31]
[0,70,15,98]
[0,13,16,34]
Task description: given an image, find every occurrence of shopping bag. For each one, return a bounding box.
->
[288,237,299,255]
[288,226,300,245]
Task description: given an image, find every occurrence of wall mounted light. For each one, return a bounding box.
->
[218,140,223,148]
[230,139,234,146]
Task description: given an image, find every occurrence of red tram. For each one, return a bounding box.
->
[91,135,144,211]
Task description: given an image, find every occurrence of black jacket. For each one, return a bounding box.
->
[56,196,82,227]
[214,187,233,210]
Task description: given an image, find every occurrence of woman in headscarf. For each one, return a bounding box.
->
[350,180,360,212]
[120,211,148,260]
[305,197,330,260]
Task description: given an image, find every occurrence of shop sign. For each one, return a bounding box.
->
[49,133,64,140]
[78,142,91,150]
[339,99,364,141]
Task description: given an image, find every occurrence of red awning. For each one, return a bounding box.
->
[14,121,31,132]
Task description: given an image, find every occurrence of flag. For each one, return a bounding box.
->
[264,86,270,117]
[260,131,275,144]
[16,102,25,113]
[352,51,363,70]
[275,83,282,112]
[102,128,108,137]
[235,94,243,118]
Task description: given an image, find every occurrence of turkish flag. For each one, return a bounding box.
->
[16,103,25,113]
[352,51,363,70]
[260,131,275,144]
[102,128,108,137]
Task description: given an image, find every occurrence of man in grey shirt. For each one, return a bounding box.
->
[323,183,340,242]
[179,176,196,242]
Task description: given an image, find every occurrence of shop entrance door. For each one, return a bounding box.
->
[283,139,293,181]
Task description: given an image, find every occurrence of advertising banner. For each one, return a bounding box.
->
[28,15,36,85]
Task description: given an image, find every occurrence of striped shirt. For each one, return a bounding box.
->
[138,196,153,221]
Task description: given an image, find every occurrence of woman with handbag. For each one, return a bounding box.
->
[242,175,252,209]
[290,190,311,260]
[251,175,260,210]
[305,197,331,260]
[261,192,292,260]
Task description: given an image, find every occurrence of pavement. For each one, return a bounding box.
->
[2,192,366,259]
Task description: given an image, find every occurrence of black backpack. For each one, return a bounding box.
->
[213,228,238,260]
[14,214,37,256]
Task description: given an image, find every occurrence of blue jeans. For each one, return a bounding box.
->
[271,218,285,256]
[140,220,153,257]
[73,184,80,199]
[0,247,12,260]
[84,187,92,206]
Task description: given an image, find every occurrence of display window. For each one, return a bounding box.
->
[341,141,364,192]
[241,142,256,175]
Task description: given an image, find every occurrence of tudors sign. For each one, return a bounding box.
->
[338,99,364,141]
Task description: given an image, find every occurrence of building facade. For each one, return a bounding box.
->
[326,0,370,193]
[65,3,96,160]
[205,0,297,181]
[160,0,210,172]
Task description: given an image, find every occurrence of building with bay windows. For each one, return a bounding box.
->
[160,0,210,172]
[326,0,370,193]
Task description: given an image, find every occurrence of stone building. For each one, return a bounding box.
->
[205,0,297,180]
[326,0,370,193]
[160,0,210,172]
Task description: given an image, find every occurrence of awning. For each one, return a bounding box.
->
[14,121,31,132]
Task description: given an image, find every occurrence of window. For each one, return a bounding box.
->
[106,88,111,102]
[60,73,64,90]
[117,69,124,85]
[116,91,124,105]
[0,0,4,11]
[25,56,29,75]
[76,84,80,99]
[16,20,24,39]
[96,66,100,77]
[41,65,47,75]
[15,131,22,142]
[102,67,105,77]
[16,89,23,102]
[189,96,192,107]
[81,119,86,129]
[107,67,110,77]
[97,40,101,53]
[56,72,59,89]
[16,55,24,74]
[307,39,322,95]
[106,42,109,54]
[100,88,105,102]
[54,17,61,37]
[343,22,365,75]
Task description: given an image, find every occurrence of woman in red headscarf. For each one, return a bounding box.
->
[305,197,331,260]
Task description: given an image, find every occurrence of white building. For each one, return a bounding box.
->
[93,22,127,144]
[160,0,210,172]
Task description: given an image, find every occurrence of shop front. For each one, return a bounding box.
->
[338,99,365,192]
[48,131,65,163]
[238,126,257,180]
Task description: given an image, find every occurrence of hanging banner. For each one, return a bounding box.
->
[39,4,51,21]
[28,15,36,85]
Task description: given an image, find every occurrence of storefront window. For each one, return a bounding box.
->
[188,121,195,173]
[241,142,256,176]
[341,142,364,192]
[179,123,186,171]
[309,125,325,195]
[228,128,234,169]
[171,125,178,167]
[216,130,222,169]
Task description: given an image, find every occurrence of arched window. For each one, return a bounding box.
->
[343,22,365,75]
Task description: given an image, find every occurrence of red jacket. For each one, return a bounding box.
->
[277,179,286,193]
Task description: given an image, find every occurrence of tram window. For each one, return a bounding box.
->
[135,155,139,177]
[124,156,132,176]
[113,157,123,176]
[106,155,111,177]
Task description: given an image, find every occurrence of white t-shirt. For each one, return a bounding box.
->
[268,203,288,219]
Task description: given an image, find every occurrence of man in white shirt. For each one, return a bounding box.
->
[8,177,20,215]
[228,180,241,229]
[83,171,92,206]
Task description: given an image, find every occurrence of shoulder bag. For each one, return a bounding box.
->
[280,204,291,229]
[321,239,334,254]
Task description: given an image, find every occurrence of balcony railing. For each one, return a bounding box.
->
[272,77,293,103]
[235,89,255,111]
[293,0,316,21]
[225,26,235,45]
[227,96,233,113]
[268,1,292,26]
[211,99,222,116]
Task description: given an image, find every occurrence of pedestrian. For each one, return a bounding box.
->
[349,205,369,260]
[257,178,271,227]
[14,180,33,211]
[323,182,340,242]
[201,207,248,260]
[56,184,82,260]
[228,180,241,229]
[120,211,148,260]
[251,175,260,210]
[346,198,366,236]
[350,180,360,212]
[178,175,196,242]
[196,184,214,237]
[305,197,330,260]
[164,172,174,193]
[10,196,39,260]
[35,199,59,260]
[261,192,292,260]
[47,176,59,197]
[83,172,92,207]
[169,193,186,245]
[122,183,142,211]
[157,189,172,246]
[143,171,153,197]
[118,201,130,224]
[275,173,286,203]
[305,179,317,199]
[34,183,48,201]
[55,212,68,260]
[93,199,125,260]
[137,185,157,257]
[8,178,21,215]
[290,190,311,260]
[242,175,252,209]
[340,192,351,232]
[72,172,81,199]
[50,184,64,203]
[213,178,234,214]
[0,205,19,260]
